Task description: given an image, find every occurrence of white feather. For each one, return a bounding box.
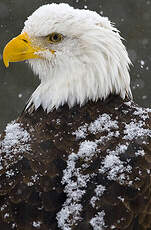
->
[23,3,132,112]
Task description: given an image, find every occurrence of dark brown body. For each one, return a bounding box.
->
[0,95,151,230]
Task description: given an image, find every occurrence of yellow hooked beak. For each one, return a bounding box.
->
[3,32,42,67]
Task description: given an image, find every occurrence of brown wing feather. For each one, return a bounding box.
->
[0,95,151,230]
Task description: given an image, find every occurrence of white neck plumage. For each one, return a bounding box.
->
[27,26,132,113]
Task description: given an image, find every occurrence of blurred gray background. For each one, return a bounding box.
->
[0,0,151,132]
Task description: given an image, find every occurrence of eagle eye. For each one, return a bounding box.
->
[48,33,63,43]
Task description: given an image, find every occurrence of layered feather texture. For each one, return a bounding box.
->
[1,3,151,230]
[23,3,132,112]
[0,96,151,230]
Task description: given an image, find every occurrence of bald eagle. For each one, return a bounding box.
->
[1,3,151,230]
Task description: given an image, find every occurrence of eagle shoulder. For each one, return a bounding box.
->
[0,96,151,230]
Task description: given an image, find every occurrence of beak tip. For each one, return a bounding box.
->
[3,60,9,68]
[3,49,8,68]
[3,57,9,68]
[5,63,9,68]
[3,32,41,67]
[3,50,9,68]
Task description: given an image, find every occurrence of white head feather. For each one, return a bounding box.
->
[23,3,132,112]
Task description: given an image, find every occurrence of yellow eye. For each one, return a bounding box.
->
[48,33,63,43]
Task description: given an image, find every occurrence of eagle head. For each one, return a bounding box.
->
[3,3,132,112]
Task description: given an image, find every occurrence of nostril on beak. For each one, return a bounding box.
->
[22,39,28,43]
